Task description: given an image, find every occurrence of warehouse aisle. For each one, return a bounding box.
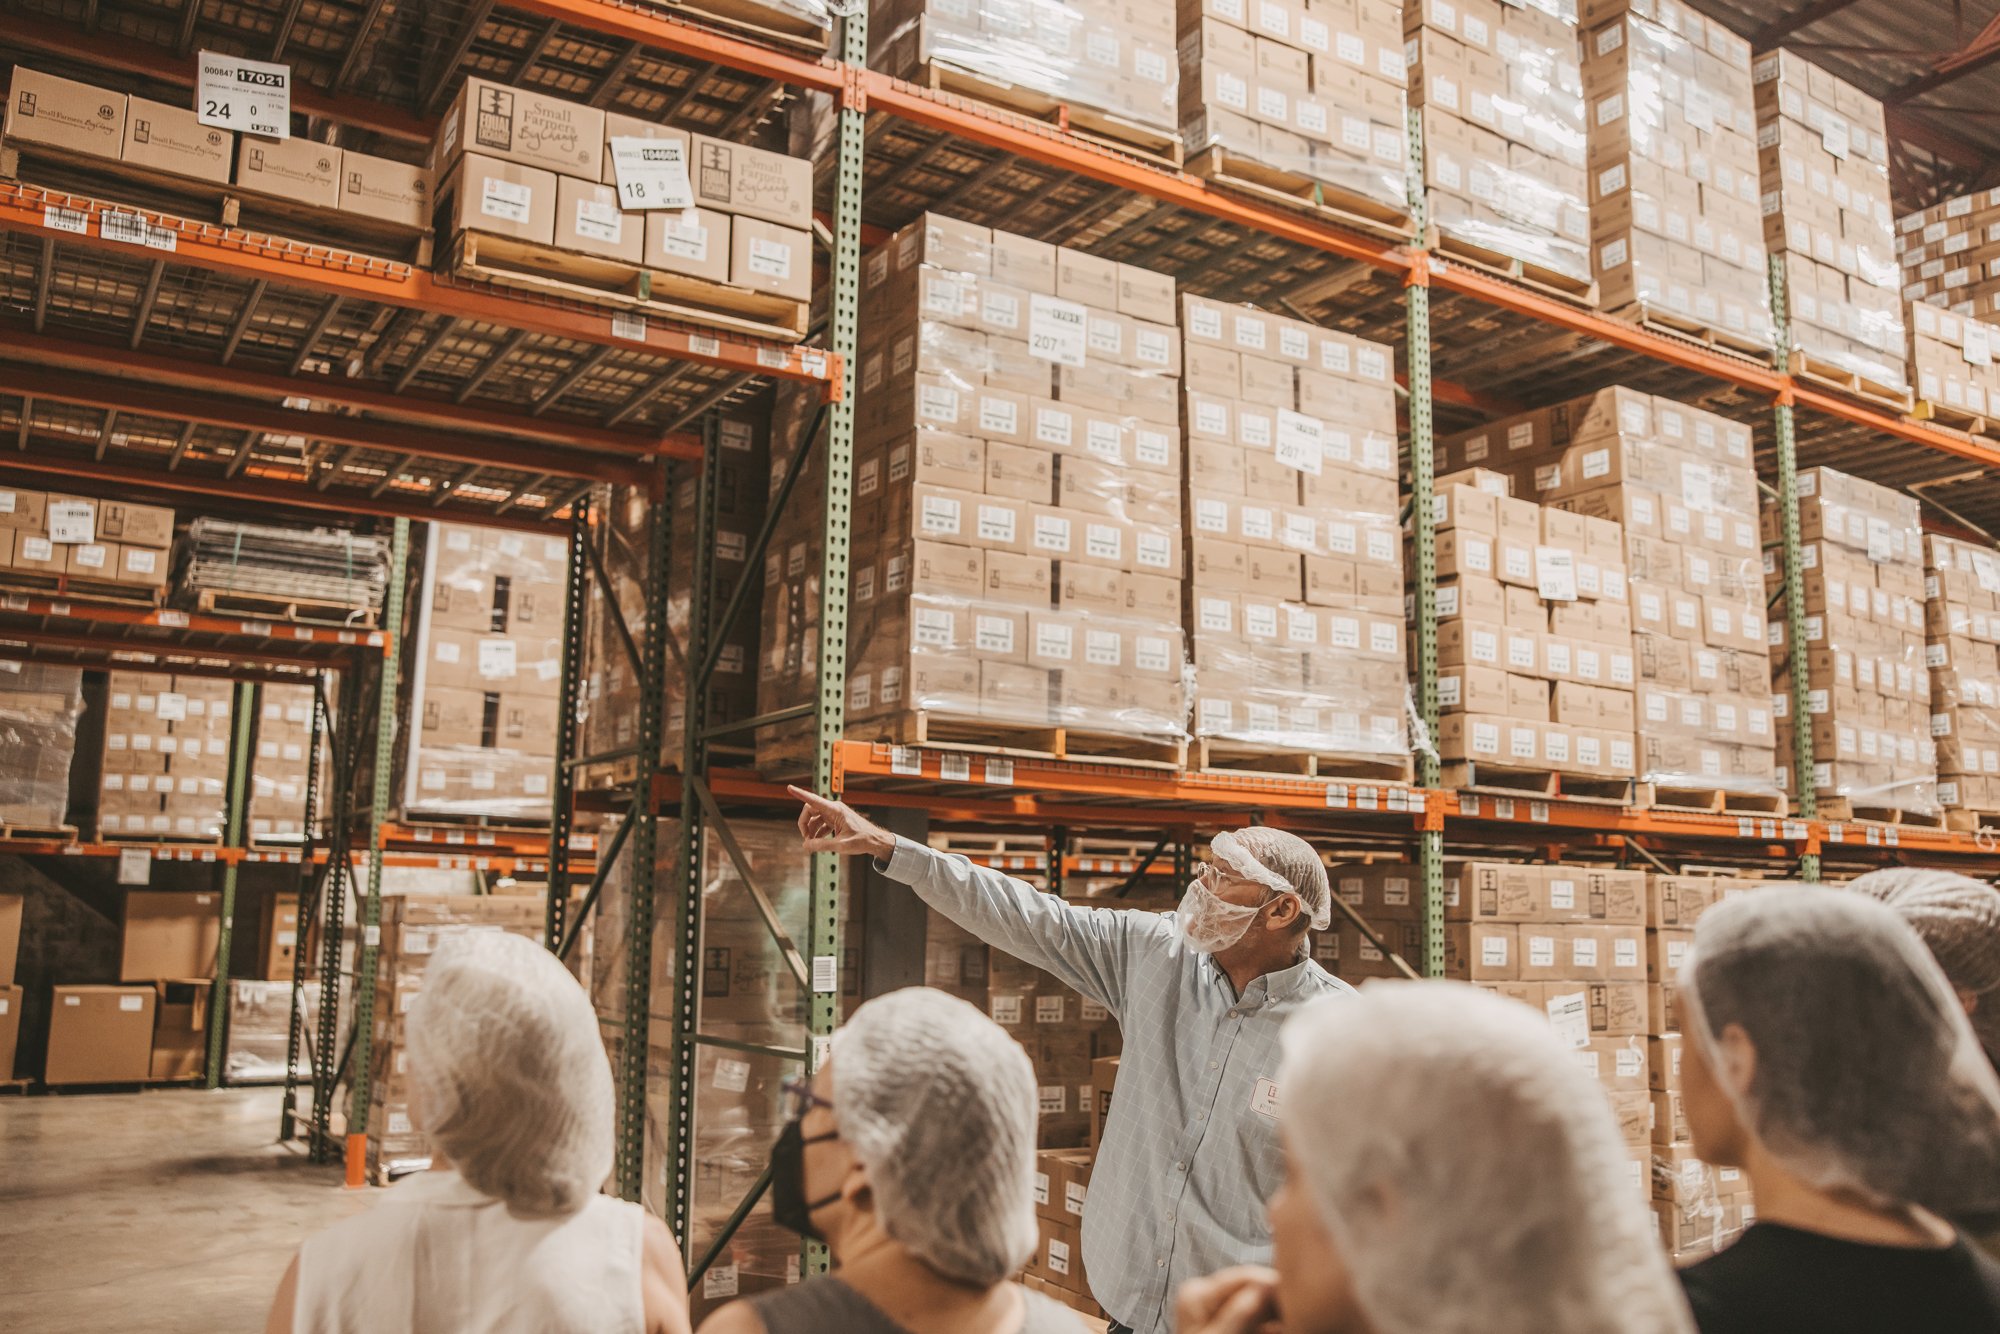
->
[0,1088,371,1333]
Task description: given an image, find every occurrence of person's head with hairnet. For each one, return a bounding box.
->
[1845,867,2000,1070]
[1680,887,2000,1220]
[763,987,1040,1290]
[404,928,615,1216]
[1179,982,1693,1334]
[1177,827,1330,959]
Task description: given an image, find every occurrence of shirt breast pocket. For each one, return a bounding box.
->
[1237,1075,1285,1194]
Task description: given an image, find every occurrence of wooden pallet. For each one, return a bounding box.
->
[1635,784,1787,816]
[1912,398,2000,440]
[0,821,78,841]
[443,231,811,343]
[1817,798,1947,828]
[1944,806,2000,833]
[853,710,1186,770]
[1198,738,1415,783]
[1786,350,1912,413]
[0,571,164,605]
[1610,302,1773,362]
[1427,227,1597,305]
[97,830,225,845]
[1186,144,1413,240]
[194,588,379,627]
[920,63,1184,168]
[1444,761,1633,805]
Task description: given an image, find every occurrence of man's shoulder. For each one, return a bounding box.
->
[1302,960,1356,996]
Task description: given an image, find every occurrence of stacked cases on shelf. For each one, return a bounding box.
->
[405,523,567,821]
[62,888,225,1082]
[1429,467,1637,790]
[1899,186,2000,322]
[99,672,233,840]
[366,895,547,1182]
[1751,52,1904,396]
[179,520,391,622]
[1579,0,1769,346]
[753,383,829,774]
[1404,0,1591,285]
[0,486,172,594]
[0,661,82,831]
[1906,302,2000,424]
[1766,467,1937,820]
[843,215,1188,758]
[0,892,17,1080]
[1924,534,2000,826]
[1178,0,1407,213]
[223,978,323,1084]
[249,682,324,844]
[1438,387,1778,808]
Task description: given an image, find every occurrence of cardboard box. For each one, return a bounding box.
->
[120,890,221,981]
[0,488,47,533]
[261,891,301,981]
[340,149,431,228]
[439,153,557,246]
[123,96,232,184]
[46,985,156,1085]
[0,893,20,985]
[440,77,604,179]
[729,218,811,301]
[554,176,641,263]
[599,115,688,185]
[236,136,342,210]
[97,501,174,549]
[0,985,17,1079]
[691,133,812,228]
[149,979,211,1080]
[646,207,731,284]
[5,68,125,158]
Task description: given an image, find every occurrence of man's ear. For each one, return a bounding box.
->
[841,1155,872,1210]
[1267,893,1301,932]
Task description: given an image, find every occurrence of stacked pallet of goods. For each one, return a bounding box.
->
[1923,533,2000,830]
[248,683,322,845]
[1905,300,2000,433]
[0,661,82,835]
[0,486,171,598]
[98,672,234,841]
[179,520,389,625]
[1899,186,2000,325]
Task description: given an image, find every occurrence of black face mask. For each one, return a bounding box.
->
[768,1116,841,1240]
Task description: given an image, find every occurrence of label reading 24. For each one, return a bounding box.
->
[198,53,291,139]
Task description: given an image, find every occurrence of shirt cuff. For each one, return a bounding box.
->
[876,834,931,882]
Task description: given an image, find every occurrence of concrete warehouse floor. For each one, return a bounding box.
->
[0,1087,372,1332]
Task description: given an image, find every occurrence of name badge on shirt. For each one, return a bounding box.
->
[1250,1077,1280,1119]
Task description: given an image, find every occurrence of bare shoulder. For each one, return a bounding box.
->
[635,1212,694,1334]
[695,1301,768,1334]
[639,1212,684,1276]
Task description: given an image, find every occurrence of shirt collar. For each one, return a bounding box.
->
[1205,952,1320,1008]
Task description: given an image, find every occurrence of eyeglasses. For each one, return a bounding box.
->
[781,1073,836,1123]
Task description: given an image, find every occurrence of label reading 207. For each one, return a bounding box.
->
[1027,294,1088,366]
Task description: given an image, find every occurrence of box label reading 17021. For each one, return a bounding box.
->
[198,53,291,139]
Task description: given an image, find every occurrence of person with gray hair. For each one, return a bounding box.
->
[1674,888,2000,1333]
[792,786,1349,1334]
[697,988,1082,1334]
[1845,866,2000,1069]
[265,930,690,1334]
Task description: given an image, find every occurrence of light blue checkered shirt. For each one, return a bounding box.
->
[880,837,1353,1332]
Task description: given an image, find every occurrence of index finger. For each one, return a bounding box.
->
[786,784,841,815]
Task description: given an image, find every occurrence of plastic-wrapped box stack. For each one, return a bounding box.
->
[224,978,322,1084]
[0,486,172,594]
[248,682,321,844]
[841,215,1188,760]
[1404,0,1591,288]
[365,894,546,1182]
[0,660,82,831]
[870,0,1177,155]
[404,523,567,820]
[1178,0,1407,216]
[753,383,829,775]
[1645,873,1753,1260]
[1766,467,1937,820]
[1580,0,1769,347]
[1182,295,1406,774]
[1437,388,1779,809]
[99,672,233,840]
[1906,301,2000,424]
[1429,467,1637,791]
[1924,534,2000,826]
[1899,187,2000,323]
[1751,52,1904,398]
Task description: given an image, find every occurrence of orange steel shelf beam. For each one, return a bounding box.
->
[0,839,570,873]
[0,182,840,396]
[378,820,596,857]
[0,591,387,651]
[0,624,335,673]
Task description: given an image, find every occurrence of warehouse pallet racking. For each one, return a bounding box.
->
[8,0,2000,1275]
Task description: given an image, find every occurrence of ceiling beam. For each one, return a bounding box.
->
[1889,11,2000,103]
[1752,0,1869,49]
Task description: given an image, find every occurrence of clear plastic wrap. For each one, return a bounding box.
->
[1752,51,1905,392]
[1181,294,1408,767]
[1907,301,2000,418]
[98,671,233,839]
[402,522,567,820]
[0,659,81,829]
[1580,0,1771,346]
[224,978,322,1084]
[1407,0,1591,283]
[1436,388,1778,797]
[1925,534,2000,819]
[249,681,326,844]
[1767,467,1937,817]
[1899,187,2000,317]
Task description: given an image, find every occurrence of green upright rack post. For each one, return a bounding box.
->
[206,679,259,1087]
[280,670,331,1141]
[308,667,364,1162]
[545,496,593,956]
[1405,106,1445,977]
[1768,257,1820,882]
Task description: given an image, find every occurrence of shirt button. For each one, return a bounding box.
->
[1157,1259,1165,1268]
[1209,1061,1218,1070]
[1166,1212,1175,1223]
[1175,1161,1186,1171]
[1196,1111,1206,1121]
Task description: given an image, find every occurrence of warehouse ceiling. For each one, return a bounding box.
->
[1703,0,2000,205]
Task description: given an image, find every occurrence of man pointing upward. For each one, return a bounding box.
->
[790,785,1351,1334]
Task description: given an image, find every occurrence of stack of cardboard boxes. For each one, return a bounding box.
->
[1899,187,2000,322]
[870,0,1177,147]
[1178,0,1407,213]
[1752,52,1904,395]
[753,382,832,774]
[223,977,322,1084]
[0,893,20,1080]
[1906,300,2000,419]
[99,672,233,840]
[1644,872,1754,1260]
[1028,1146,1099,1317]
[0,661,82,831]
[1767,467,1937,818]
[1437,388,1779,806]
[364,894,547,1181]
[434,78,812,308]
[44,890,219,1084]
[1182,295,1405,770]
[1405,0,1591,285]
[1923,533,2000,823]
[1580,0,1769,346]
[1430,468,1637,787]
[248,682,321,844]
[0,486,172,595]
[405,522,567,820]
[842,215,1188,753]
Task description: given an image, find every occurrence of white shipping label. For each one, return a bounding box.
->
[713,1058,751,1092]
[573,198,623,243]
[1547,991,1590,1048]
[749,237,793,279]
[1535,546,1578,601]
[198,51,291,138]
[117,846,152,885]
[48,499,96,544]
[609,136,693,210]
[120,994,146,1013]
[1275,409,1325,474]
[1028,293,1089,366]
[478,639,517,678]
[155,691,188,722]
[481,177,534,223]
[703,1266,740,1300]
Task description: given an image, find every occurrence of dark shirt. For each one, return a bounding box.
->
[1679,1221,2000,1334]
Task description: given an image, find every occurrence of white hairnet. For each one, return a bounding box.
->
[1845,867,2000,1066]
[1217,827,1331,930]
[405,929,614,1216]
[1279,983,1693,1334]
[829,987,1038,1285]
[1682,888,2000,1216]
